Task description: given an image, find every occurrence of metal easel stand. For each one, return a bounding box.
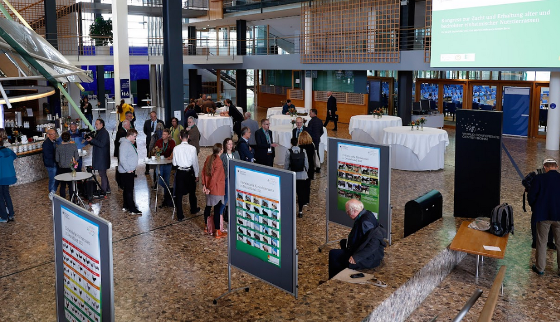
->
[318,187,338,252]
[152,165,176,219]
[70,181,88,210]
[213,263,250,305]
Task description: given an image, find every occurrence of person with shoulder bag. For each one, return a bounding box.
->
[284,137,309,218]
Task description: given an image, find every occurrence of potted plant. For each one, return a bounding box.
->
[90,16,113,55]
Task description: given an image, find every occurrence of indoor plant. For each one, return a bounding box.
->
[90,16,113,54]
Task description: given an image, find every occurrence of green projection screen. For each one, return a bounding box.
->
[430,0,560,68]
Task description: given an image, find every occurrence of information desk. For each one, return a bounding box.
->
[197,114,233,146]
[449,221,509,277]
[144,158,175,218]
[411,114,444,128]
[266,106,309,118]
[382,126,449,171]
[349,115,402,143]
[54,172,93,208]
[268,114,312,127]
[270,124,328,165]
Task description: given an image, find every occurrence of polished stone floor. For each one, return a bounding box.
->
[1,108,559,321]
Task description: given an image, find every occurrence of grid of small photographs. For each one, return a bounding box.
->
[336,162,379,201]
[235,190,281,266]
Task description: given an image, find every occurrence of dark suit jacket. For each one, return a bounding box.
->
[143,119,164,145]
[255,128,275,165]
[307,116,324,146]
[237,138,254,162]
[345,210,386,269]
[528,170,560,222]
[114,127,127,158]
[291,126,308,140]
[89,127,110,170]
[327,95,337,113]
[187,125,201,154]
[42,139,56,168]
[184,109,198,127]
[229,104,244,134]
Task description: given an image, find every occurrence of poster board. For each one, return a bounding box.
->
[228,160,298,297]
[327,138,392,243]
[53,196,114,322]
[454,110,503,218]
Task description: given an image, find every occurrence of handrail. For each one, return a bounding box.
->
[452,289,483,322]
[477,265,507,322]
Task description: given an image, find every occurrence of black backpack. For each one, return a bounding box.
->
[289,149,305,172]
[521,168,543,212]
[489,203,514,237]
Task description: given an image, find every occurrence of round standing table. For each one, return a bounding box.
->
[268,114,312,127]
[266,107,309,118]
[54,172,93,208]
[349,115,402,143]
[382,126,449,171]
[270,124,328,165]
[196,114,233,146]
[144,158,175,218]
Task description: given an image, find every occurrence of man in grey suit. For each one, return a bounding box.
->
[240,112,259,149]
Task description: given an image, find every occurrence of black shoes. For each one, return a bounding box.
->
[333,128,337,131]
[532,265,544,275]
[298,212,303,218]
[191,207,201,214]
[129,209,142,215]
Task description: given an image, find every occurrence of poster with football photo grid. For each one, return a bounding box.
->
[228,160,297,297]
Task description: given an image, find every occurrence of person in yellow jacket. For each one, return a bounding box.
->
[117,99,134,123]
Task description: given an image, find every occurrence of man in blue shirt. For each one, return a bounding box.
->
[282,100,294,115]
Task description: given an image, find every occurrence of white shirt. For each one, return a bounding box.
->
[172,141,199,176]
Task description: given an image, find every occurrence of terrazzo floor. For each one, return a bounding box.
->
[0,107,559,321]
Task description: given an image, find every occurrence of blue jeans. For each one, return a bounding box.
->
[157,164,172,188]
[0,185,14,220]
[46,166,58,193]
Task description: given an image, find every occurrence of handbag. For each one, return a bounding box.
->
[314,144,321,168]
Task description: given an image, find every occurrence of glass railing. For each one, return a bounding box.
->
[223,0,306,13]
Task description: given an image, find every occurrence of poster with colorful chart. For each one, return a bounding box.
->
[61,206,102,322]
[234,166,281,267]
[336,142,381,217]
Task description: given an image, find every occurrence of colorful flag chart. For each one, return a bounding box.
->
[60,206,102,322]
[234,167,282,268]
[336,143,381,217]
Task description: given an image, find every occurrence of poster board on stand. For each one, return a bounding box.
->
[327,138,392,243]
[53,196,114,322]
[228,160,298,297]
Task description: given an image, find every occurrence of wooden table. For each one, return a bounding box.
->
[449,221,509,277]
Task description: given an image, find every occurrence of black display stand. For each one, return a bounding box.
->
[454,110,503,218]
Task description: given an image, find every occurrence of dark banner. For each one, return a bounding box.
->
[454,110,503,218]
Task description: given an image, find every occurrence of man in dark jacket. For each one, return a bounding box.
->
[237,127,255,162]
[291,117,308,140]
[86,119,111,194]
[323,91,338,131]
[143,111,164,174]
[282,99,294,114]
[43,128,58,200]
[254,119,277,167]
[328,199,386,279]
[307,109,324,173]
[528,158,560,275]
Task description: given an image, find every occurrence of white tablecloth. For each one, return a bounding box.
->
[197,115,233,146]
[270,124,328,165]
[266,107,309,118]
[382,126,449,171]
[411,114,444,128]
[268,114,312,127]
[349,115,402,143]
[215,106,243,114]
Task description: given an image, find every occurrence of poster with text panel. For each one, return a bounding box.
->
[53,196,114,322]
[327,138,392,243]
[228,160,297,297]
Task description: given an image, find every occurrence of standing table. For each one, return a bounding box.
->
[382,126,449,171]
[196,114,233,146]
[144,158,175,219]
[54,172,93,209]
[266,107,309,118]
[268,114,312,127]
[348,115,402,143]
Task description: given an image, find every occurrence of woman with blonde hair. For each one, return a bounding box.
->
[201,143,227,238]
[117,99,134,123]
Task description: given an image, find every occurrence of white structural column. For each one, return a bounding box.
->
[112,0,130,105]
[546,72,560,150]
[305,74,312,110]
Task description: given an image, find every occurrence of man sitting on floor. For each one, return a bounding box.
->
[328,199,387,279]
